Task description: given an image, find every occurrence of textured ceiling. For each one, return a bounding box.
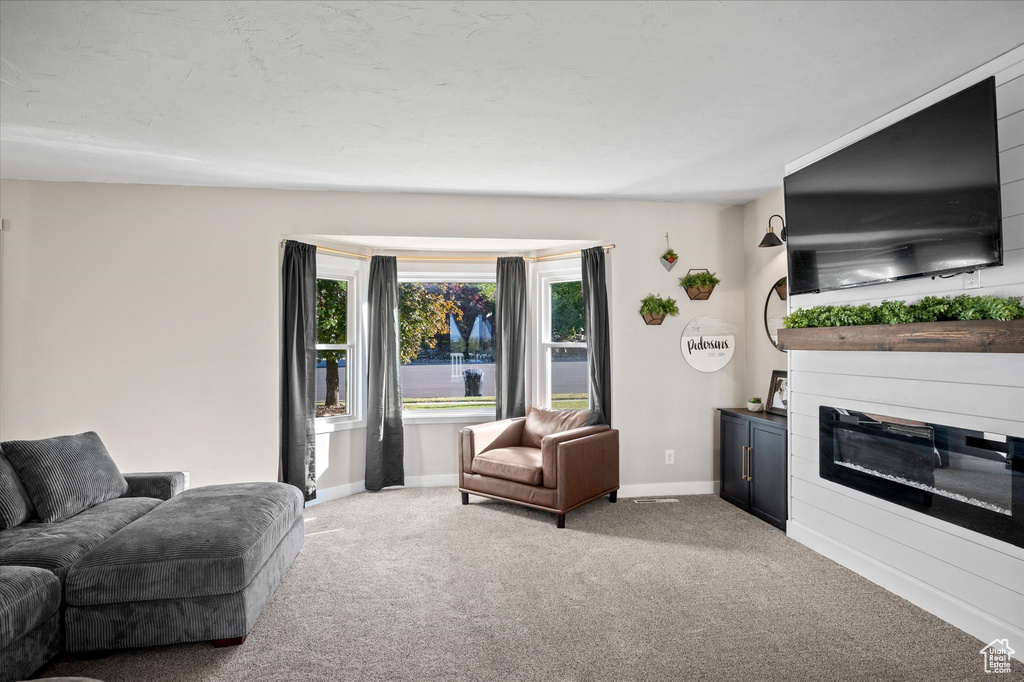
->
[1,1,1022,203]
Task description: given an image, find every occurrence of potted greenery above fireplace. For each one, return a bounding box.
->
[777,294,1024,353]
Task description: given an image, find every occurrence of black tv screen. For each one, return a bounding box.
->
[784,77,1002,296]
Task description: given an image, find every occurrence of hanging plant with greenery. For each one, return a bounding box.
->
[783,294,1024,329]
[679,271,721,288]
[639,294,681,318]
[662,248,678,264]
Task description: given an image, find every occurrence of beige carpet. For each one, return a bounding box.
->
[38,488,1000,681]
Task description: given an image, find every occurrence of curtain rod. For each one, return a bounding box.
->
[279,240,615,263]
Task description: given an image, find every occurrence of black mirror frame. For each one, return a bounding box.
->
[764,277,787,352]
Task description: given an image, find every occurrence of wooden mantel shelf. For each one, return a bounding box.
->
[777,319,1024,353]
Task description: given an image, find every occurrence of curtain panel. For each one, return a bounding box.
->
[494,256,527,420]
[280,240,318,502]
[582,246,611,426]
[365,255,405,490]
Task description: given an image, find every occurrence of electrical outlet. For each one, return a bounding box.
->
[665,449,675,465]
[964,271,981,290]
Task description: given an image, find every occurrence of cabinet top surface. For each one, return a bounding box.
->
[718,408,788,427]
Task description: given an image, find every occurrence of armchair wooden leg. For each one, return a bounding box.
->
[556,513,566,529]
[609,490,617,503]
[461,492,469,505]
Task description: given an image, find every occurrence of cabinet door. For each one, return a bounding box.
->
[749,423,787,530]
[720,416,749,510]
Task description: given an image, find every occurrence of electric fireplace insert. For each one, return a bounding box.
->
[819,406,1023,548]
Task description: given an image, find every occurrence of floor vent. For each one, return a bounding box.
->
[632,498,680,504]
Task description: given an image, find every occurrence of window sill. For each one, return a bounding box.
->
[315,417,365,434]
[402,410,495,426]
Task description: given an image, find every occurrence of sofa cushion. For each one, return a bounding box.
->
[65,482,303,607]
[471,446,543,486]
[0,451,36,529]
[521,408,589,449]
[0,565,61,648]
[64,517,305,653]
[0,497,161,580]
[1,432,128,523]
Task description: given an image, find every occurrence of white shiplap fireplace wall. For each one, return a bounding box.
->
[784,46,1024,656]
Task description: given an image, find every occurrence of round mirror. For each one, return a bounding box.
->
[764,277,787,351]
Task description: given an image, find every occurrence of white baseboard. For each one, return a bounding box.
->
[788,520,1024,662]
[305,480,366,506]
[309,476,717,506]
[617,480,718,498]
[404,474,460,488]
[306,474,460,507]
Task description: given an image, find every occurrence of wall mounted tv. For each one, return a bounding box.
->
[784,77,1002,296]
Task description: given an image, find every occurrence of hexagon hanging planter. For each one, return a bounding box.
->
[642,312,667,325]
[681,269,719,301]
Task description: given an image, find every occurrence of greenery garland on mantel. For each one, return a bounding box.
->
[783,294,1024,329]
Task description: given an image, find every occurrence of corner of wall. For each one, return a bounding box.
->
[741,189,787,401]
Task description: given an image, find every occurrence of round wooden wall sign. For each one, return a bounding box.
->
[680,316,735,372]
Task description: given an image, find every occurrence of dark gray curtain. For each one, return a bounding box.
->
[280,240,317,502]
[582,246,611,426]
[365,255,405,490]
[494,256,527,420]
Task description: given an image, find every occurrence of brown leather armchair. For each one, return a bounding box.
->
[459,407,619,528]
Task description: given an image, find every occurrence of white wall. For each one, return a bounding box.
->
[785,51,1024,654]
[0,183,747,495]
[741,188,787,401]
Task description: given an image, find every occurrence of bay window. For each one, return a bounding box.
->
[397,278,496,413]
[536,269,590,410]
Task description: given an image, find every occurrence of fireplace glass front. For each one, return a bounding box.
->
[819,406,1023,548]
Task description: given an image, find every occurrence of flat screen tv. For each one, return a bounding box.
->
[784,77,1002,296]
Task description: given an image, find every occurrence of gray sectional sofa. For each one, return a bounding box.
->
[0,432,304,682]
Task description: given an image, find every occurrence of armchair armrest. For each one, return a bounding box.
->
[541,425,610,490]
[123,472,186,501]
[459,418,526,475]
[555,429,619,509]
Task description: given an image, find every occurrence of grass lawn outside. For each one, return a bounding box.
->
[403,394,587,411]
[315,402,348,418]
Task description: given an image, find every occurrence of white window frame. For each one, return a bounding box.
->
[531,261,589,410]
[398,267,498,424]
[314,255,367,433]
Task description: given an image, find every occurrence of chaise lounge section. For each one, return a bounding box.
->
[63,482,304,652]
[0,432,304,681]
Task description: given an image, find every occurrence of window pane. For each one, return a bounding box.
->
[550,281,585,342]
[550,346,588,409]
[317,279,348,345]
[316,349,348,417]
[398,282,496,411]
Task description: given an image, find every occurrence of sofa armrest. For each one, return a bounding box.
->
[555,429,619,510]
[460,418,526,476]
[123,472,186,501]
[541,425,611,490]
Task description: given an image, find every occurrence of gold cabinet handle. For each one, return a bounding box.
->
[742,446,748,480]
[747,447,753,482]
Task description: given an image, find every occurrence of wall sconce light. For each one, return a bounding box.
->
[759,214,786,248]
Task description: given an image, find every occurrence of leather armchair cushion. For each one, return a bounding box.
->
[521,408,589,449]
[460,418,526,474]
[471,446,543,486]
